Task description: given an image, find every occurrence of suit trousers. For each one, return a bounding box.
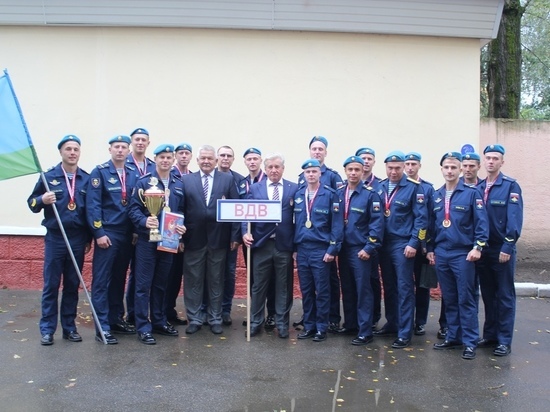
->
[183,245,227,326]
[250,239,294,331]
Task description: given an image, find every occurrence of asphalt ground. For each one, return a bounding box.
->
[1,290,549,412]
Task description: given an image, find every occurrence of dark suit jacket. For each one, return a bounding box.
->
[182,170,240,250]
[242,179,298,252]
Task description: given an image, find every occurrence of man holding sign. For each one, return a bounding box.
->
[242,154,298,339]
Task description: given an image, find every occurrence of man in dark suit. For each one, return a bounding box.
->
[181,145,240,335]
[242,153,298,339]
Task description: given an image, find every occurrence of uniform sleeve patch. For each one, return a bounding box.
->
[332,203,340,212]
[30,198,37,207]
[476,199,483,209]
[93,221,102,228]
[416,193,424,203]
[373,201,380,212]
[510,193,520,202]
[91,178,100,188]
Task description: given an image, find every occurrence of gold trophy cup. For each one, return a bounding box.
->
[138,178,165,242]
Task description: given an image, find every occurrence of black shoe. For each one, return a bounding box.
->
[242,319,248,327]
[433,340,462,350]
[278,329,289,339]
[335,327,359,335]
[292,317,304,327]
[351,335,374,346]
[153,324,179,336]
[96,331,118,345]
[211,324,223,335]
[462,347,476,360]
[185,324,202,334]
[373,327,397,337]
[110,321,136,335]
[62,330,82,342]
[40,333,54,346]
[246,326,262,337]
[138,332,156,345]
[264,316,276,331]
[126,317,135,326]
[327,322,340,333]
[313,331,327,342]
[222,313,232,326]
[437,327,448,340]
[493,344,511,357]
[477,338,499,348]
[391,338,410,349]
[168,317,188,326]
[297,329,317,339]
[414,324,426,336]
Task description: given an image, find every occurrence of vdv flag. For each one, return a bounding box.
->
[0,69,42,180]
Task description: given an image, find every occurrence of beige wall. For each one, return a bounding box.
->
[0,26,481,232]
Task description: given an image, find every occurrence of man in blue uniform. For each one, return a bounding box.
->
[294,159,343,342]
[128,144,186,345]
[337,156,384,345]
[242,153,298,338]
[461,152,484,188]
[404,152,435,337]
[164,142,193,326]
[375,151,428,349]
[28,135,91,345]
[427,152,489,360]
[123,127,155,327]
[296,136,344,331]
[477,144,523,357]
[87,135,138,344]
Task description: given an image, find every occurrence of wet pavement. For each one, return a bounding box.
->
[1,290,549,412]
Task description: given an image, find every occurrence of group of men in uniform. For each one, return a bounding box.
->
[29,132,522,358]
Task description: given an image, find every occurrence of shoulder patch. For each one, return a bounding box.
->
[510,192,520,203]
[502,175,516,182]
[98,162,109,169]
[91,178,100,188]
[323,185,336,193]
[93,220,102,228]
[416,193,425,203]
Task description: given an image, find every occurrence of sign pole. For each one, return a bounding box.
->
[246,221,251,343]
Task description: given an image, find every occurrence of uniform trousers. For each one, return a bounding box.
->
[435,247,479,347]
[379,240,415,340]
[339,244,375,337]
[134,238,174,333]
[40,230,87,335]
[479,246,517,346]
[413,252,431,327]
[297,245,331,333]
[91,229,132,331]
[165,250,184,321]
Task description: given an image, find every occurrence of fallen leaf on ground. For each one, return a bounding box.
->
[13,329,28,333]
[488,384,504,390]
[64,383,75,388]
[343,376,357,381]
[13,354,21,359]
[529,341,539,345]
[336,399,344,403]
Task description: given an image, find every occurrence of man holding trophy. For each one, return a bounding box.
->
[128,144,186,345]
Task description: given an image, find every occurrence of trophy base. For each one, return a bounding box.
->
[149,229,162,243]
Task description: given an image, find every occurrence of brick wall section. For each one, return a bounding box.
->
[0,234,442,299]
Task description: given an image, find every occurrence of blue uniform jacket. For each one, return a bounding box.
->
[427,181,489,252]
[419,178,435,250]
[293,185,343,256]
[126,154,155,179]
[338,183,384,255]
[128,171,185,239]
[238,170,267,198]
[241,179,299,252]
[478,172,523,254]
[27,164,91,236]
[86,160,138,238]
[298,164,344,189]
[378,174,428,249]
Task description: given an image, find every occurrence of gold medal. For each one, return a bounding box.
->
[67,201,76,211]
[442,219,451,228]
[164,206,171,212]
[384,209,391,217]
[305,220,312,229]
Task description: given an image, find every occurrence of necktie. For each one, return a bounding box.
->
[203,174,209,203]
[272,183,280,200]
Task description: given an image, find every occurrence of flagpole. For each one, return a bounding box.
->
[3,70,106,344]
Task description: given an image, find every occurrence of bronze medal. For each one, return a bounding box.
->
[344,219,348,225]
[305,220,312,229]
[121,199,128,206]
[67,201,76,211]
[442,219,451,228]
[384,209,391,217]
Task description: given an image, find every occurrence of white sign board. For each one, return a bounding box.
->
[217,199,282,222]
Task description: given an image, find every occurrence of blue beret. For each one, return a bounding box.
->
[175,143,193,152]
[483,144,505,155]
[109,135,131,145]
[243,147,261,157]
[301,159,321,169]
[57,135,81,150]
[355,147,375,157]
[462,152,480,161]
[343,156,365,167]
[153,144,175,155]
[384,150,405,163]
[309,136,328,148]
[130,128,149,136]
[405,152,422,162]
[440,151,463,165]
